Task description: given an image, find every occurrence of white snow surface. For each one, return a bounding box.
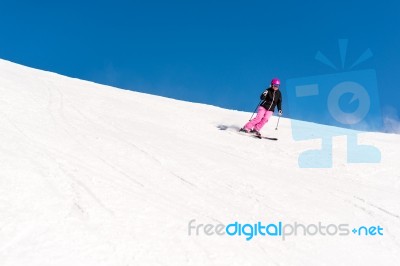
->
[0,59,399,266]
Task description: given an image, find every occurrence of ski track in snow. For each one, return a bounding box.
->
[0,59,400,265]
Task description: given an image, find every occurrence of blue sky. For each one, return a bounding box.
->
[0,0,399,131]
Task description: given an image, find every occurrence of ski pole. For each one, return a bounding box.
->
[275,116,281,130]
[248,100,262,121]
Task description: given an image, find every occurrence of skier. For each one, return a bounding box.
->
[240,78,283,137]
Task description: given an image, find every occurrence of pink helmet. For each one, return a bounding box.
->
[271,78,280,86]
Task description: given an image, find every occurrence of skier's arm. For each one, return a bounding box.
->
[277,93,282,112]
[260,90,268,100]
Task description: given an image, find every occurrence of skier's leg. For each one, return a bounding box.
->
[243,106,267,131]
[254,110,273,131]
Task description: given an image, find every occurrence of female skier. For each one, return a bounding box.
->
[240,78,283,137]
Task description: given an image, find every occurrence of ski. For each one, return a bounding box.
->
[236,129,278,141]
[254,135,278,141]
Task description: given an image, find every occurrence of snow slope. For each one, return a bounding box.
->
[0,59,399,266]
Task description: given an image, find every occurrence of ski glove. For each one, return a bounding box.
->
[261,90,268,100]
[278,110,283,116]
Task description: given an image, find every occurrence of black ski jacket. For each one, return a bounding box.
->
[259,87,282,112]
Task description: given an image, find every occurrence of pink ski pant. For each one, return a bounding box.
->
[244,106,273,131]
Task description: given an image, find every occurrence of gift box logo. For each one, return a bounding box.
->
[286,39,381,168]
